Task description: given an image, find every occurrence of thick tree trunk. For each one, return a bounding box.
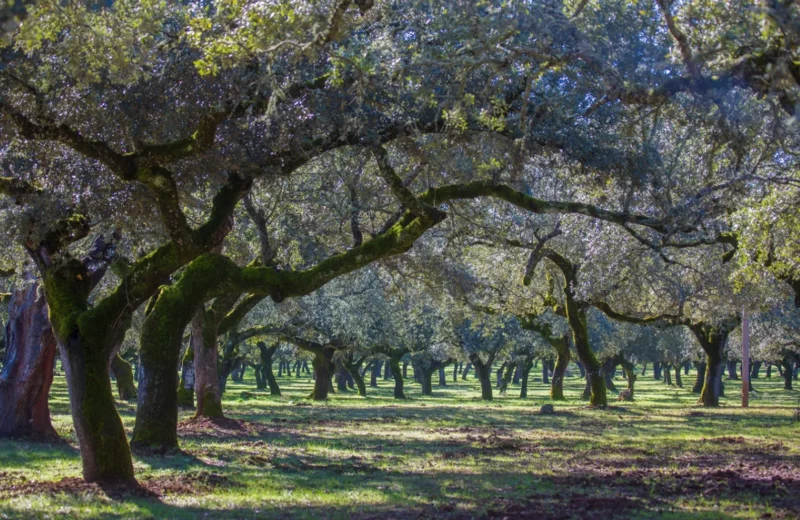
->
[469,354,493,401]
[343,358,366,397]
[110,353,137,401]
[192,310,223,418]
[663,363,673,385]
[438,367,447,386]
[0,280,58,440]
[177,342,195,408]
[499,362,515,395]
[310,348,335,400]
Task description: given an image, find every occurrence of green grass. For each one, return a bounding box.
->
[0,364,798,519]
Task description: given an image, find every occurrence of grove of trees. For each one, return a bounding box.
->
[0,0,798,490]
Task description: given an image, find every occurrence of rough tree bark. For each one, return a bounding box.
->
[177,343,195,408]
[257,342,280,396]
[468,353,495,401]
[690,320,738,407]
[0,279,58,439]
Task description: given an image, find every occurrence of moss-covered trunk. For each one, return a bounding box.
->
[569,307,607,407]
[110,353,137,401]
[44,267,135,483]
[177,343,195,408]
[0,280,58,440]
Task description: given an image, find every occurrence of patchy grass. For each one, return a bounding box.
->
[0,364,798,519]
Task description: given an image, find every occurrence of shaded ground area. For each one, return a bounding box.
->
[0,367,798,519]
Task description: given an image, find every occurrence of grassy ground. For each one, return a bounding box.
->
[0,364,798,519]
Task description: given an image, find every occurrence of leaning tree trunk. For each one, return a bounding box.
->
[110,353,137,401]
[461,362,472,380]
[0,280,58,440]
[570,308,607,407]
[389,354,406,399]
[519,357,533,398]
[342,357,366,397]
[550,338,570,401]
[469,353,494,401]
[192,310,223,418]
[177,342,195,408]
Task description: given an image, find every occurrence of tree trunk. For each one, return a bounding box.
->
[342,358,366,397]
[110,353,137,401]
[420,368,433,396]
[663,363,673,385]
[310,348,335,400]
[653,361,662,380]
[177,342,195,408]
[498,362,515,395]
[469,353,493,401]
[576,361,585,378]
[192,310,223,418]
[336,362,350,392]
[541,359,550,385]
[496,362,507,389]
[402,360,409,379]
[370,360,380,388]
[438,367,447,386]
[674,365,682,388]
[453,363,459,382]
[726,359,739,380]
[640,362,647,376]
[257,343,280,396]
[0,280,58,440]
[751,360,761,379]
[782,356,793,390]
[519,358,533,398]
[461,362,472,380]
[550,339,570,401]
[567,304,606,407]
[621,360,636,397]
[690,321,736,407]
[384,360,391,380]
[766,362,772,378]
[390,355,405,399]
[692,361,705,393]
[603,358,619,392]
